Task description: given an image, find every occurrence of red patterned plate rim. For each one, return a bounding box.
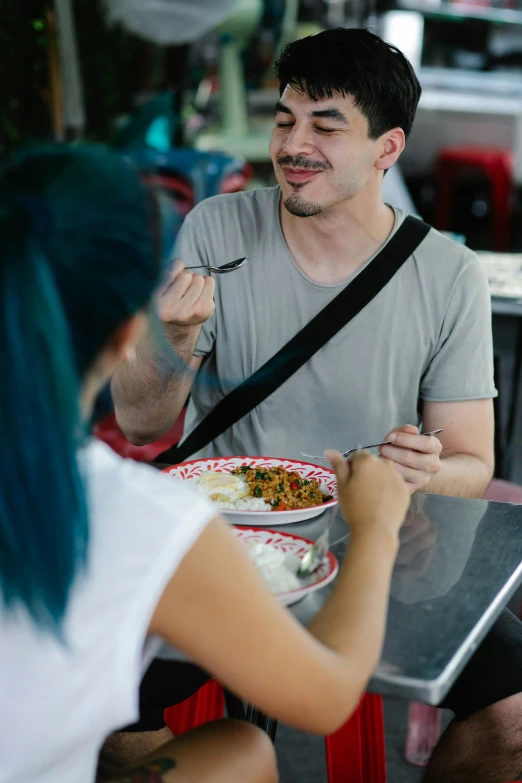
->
[233,526,339,598]
[162,455,338,513]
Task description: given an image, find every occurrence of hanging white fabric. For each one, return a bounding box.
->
[103,0,242,45]
[55,0,86,133]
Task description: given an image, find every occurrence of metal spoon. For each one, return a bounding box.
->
[301,429,443,462]
[298,512,336,578]
[185,257,248,274]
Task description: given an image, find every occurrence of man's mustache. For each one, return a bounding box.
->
[277,156,331,171]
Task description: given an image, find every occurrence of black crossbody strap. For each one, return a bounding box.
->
[158,215,431,464]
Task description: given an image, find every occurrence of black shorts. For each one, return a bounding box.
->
[122,660,211,732]
[125,609,522,731]
[440,608,522,720]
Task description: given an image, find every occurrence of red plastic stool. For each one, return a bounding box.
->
[164,679,225,735]
[325,693,387,783]
[434,146,513,251]
[164,686,386,782]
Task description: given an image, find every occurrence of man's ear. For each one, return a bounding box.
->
[376,127,406,172]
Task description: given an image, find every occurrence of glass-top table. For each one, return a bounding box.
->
[289,492,522,704]
[158,492,522,706]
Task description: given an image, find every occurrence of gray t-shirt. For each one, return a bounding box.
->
[175,186,496,461]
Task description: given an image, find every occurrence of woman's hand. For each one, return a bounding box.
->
[326,449,410,540]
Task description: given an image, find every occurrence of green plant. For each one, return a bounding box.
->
[0,0,141,158]
[0,0,51,160]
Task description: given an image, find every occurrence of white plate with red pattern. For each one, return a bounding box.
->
[162,456,338,525]
[234,527,339,606]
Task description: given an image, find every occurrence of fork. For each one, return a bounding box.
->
[297,512,336,578]
[301,429,443,462]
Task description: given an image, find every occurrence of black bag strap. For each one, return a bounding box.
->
[157,215,431,465]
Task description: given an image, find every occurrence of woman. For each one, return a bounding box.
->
[0,144,409,783]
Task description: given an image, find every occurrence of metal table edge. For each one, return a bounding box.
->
[369,559,522,704]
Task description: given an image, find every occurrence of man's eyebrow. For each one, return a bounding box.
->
[274,102,348,124]
[275,101,293,116]
[310,108,348,124]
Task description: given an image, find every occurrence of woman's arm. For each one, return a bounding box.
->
[149,452,408,736]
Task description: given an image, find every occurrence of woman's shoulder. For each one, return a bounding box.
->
[83,438,195,495]
[72,439,217,644]
[80,439,216,550]
[59,441,219,736]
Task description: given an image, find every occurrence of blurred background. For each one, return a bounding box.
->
[7,0,522,479]
[5,0,522,236]
[6,4,522,469]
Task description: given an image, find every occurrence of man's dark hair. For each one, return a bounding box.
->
[274,28,421,140]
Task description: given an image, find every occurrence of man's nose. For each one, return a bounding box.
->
[281,124,315,158]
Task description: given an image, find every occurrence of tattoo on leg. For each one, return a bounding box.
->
[118,758,176,782]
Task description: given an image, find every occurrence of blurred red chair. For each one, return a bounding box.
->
[164,685,387,782]
[434,146,513,251]
[93,408,186,463]
[124,148,253,209]
[141,161,253,218]
[164,679,225,735]
[325,693,387,783]
[220,164,253,194]
[142,171,195,218]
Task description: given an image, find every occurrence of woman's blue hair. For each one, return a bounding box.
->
[0,144,165,632]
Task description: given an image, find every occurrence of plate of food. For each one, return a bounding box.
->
[233,527,339,606]
[162,456,338,525]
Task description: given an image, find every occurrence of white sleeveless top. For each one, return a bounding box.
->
[0,439,215,783]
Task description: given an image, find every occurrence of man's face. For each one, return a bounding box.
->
[269,86,382,217]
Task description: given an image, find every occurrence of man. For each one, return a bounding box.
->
[112,29,522,783]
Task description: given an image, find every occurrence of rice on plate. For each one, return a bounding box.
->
[163,457,338,526]
[233,527,339,606]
